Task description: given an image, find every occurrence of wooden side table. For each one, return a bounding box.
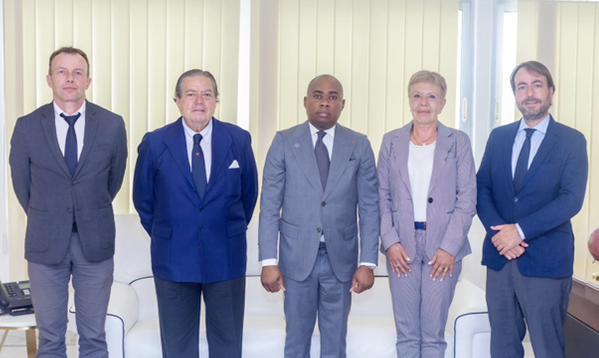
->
[0,313,37,358]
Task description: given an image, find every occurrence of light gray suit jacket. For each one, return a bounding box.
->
[10,101,128,265]
[378,121,476,262]
[258,121,379,282]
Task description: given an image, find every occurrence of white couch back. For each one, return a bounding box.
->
[112,214,394,318]
[114,214,389,280]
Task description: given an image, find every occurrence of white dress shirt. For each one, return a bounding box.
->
[262,123,375,269]
[54,101,86,159]
[182,119,213,182]
[512,114,549,240]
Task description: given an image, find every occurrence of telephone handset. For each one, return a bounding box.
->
[0,280,34,315]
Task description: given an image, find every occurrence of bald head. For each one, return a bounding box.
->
[306,74,344,99]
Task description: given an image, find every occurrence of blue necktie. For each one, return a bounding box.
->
[315,131,330,190]
[61,113,81,176]
[514,128,535,193]
[192,134,207,199]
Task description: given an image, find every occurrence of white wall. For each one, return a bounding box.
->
[0,0,9,281]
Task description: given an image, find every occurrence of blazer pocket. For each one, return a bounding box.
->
[279,219,299,239]
[151,224,172,240]
[344,223,358,240]
[227,220,247,237]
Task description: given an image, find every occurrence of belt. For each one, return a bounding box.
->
[72,223,78,232]
[414,222,427,230]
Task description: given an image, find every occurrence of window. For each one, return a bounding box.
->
[497,5,518,125]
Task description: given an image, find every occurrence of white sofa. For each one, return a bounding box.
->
[69,214,492,357]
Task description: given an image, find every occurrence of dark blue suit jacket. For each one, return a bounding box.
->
[477,117,588,278]
[133,118,258,284]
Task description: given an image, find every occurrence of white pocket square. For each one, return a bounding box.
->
[229,160,240,169]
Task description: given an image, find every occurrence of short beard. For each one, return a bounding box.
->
[518,98,551,122]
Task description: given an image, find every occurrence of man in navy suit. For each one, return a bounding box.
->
[477,61,588,358]
[133,69,258,358]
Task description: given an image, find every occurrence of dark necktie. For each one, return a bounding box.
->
[61,113,81,176]
[192,134,207,199]
[514,128,535,193]
[315,131,330,190]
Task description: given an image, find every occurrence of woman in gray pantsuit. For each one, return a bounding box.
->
[377,71,477,358]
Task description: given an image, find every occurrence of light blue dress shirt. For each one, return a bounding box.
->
[512,114,550,240]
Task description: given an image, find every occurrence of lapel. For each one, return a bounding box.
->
[503,122,520,195]
[428,122,454,195]
[290,121,324,193]
[324,124,357,199]
[75,101,99,178]
[164,118,195,190]
[40,102,73,179]
[206,118,232,196]
[517,116,559,193]
[391,122,412,196]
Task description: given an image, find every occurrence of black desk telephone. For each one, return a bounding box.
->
[0,280,34,316]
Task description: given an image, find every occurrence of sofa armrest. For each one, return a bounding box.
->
[105,281,140,334]
[68,281,140,358]
[453,312,491,358]
[446,279,491,358]
[105,282,139,358]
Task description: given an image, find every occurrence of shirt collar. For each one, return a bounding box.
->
[308,121,336,139]
[53,101,86,117]
[182,117,213,142]
[518,113,550,135]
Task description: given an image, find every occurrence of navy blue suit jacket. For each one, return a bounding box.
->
[477,116,588,278]
[133,118,258,284]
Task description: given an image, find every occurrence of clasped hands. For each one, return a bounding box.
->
[386,243,455,282]
[260,265,374,294]
[490,224,529,260]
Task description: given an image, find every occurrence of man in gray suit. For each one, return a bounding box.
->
[259,74,379,357]
[9,47,127,357]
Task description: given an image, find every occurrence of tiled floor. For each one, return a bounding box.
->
[0,329,78,358]
[0,329,535,358]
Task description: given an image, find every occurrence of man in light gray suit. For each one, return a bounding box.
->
[10,47,127,357]
[259,74,379,357]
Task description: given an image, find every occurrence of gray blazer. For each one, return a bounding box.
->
[378,121,476,262]
[10,101,128,264]
[258,121,379,282]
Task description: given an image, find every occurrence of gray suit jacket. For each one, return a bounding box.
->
[10,101,128,264]
[258,121,379,282]
[378,121,476,262]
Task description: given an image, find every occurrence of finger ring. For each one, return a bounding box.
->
[443,268,448,272]
[394,263,400,267]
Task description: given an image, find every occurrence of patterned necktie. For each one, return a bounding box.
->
[192,134,207,199]
[60,113,81,176]
[315,131,330,190]
[514,128,535,193]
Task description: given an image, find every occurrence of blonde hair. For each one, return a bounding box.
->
[407,70,447,100]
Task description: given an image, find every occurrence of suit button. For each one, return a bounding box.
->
[317,228,322,233]
[67,208,72,213]
[197,245,201,249]
[200,226,204,231]
[200,207,204,212]
[428,197,433,203]
[321,202,326,207]
[514,197,519,203]
[72,181,77,185]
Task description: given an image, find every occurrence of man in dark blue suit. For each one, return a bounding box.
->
[477,61,588,358]
[133,69,258,358]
